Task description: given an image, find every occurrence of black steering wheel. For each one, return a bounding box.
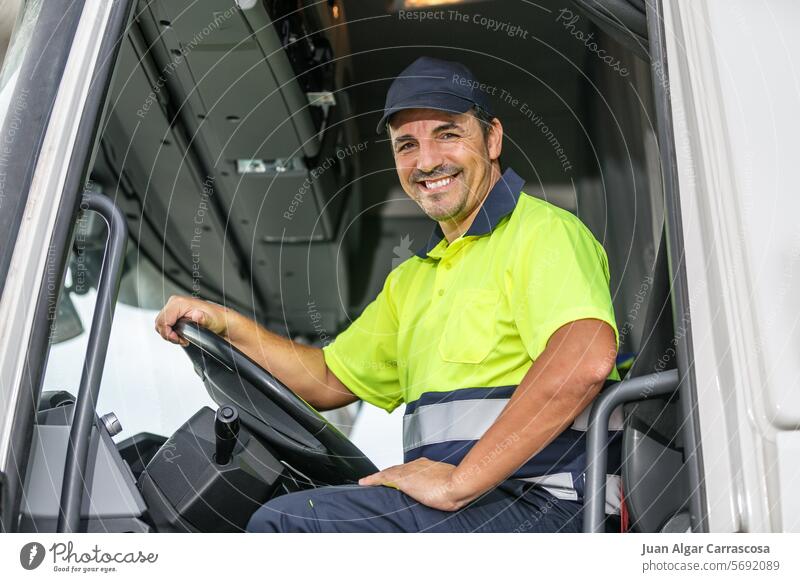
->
[174,319,378,485]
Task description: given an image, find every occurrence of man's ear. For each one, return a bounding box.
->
[487,117,503,162]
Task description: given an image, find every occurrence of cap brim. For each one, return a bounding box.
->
[376,92,475,134]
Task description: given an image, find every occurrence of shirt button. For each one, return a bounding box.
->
[444,262,452,270]
[438,289,445,296]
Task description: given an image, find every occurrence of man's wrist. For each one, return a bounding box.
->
[445,464,484,510]
[219,305,245,342]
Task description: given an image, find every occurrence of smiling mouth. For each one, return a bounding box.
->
[417,172,460,193]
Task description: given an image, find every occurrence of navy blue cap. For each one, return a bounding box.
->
[376,57,494,134]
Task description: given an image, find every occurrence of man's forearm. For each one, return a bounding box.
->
[221,308,358,410]
[447,320,615,508]
[447,372,602,507]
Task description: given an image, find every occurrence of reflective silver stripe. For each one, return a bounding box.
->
[518,473,622,514]
[403,396,622,452]
[605,474,622,515]
[519,472,579,501]
[403,398,509,452]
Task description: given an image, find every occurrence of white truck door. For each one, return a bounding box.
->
[663,0,800,532]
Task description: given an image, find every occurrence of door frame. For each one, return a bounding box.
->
[0,0,134,532]
[646,0,708,532]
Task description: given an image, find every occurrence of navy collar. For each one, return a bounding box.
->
[415,167,525,258]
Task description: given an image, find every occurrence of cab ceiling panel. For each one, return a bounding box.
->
[139,1,346,246]
[258,242,350,336]
[148,0,318,161]
[105,0,358,331]
[93,34,253,310]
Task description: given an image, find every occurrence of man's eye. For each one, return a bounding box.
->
[440,132,459,139]
[397,142,415,152]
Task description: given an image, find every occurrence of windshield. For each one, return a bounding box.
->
[42,207,216,443]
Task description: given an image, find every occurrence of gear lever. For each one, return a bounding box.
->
[214,405,240,466]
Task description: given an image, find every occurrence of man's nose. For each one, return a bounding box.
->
[416,138,444,174]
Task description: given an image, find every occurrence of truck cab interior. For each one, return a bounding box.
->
[8,0,701,533]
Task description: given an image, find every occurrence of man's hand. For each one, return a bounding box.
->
[154,295,229,346]
[358,458,467,512]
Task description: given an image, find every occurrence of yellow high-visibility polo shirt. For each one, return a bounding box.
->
[322,167,620,504]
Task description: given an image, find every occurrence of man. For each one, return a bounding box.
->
[155,56,620,533]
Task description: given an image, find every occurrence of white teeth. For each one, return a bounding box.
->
[424,176,453,189]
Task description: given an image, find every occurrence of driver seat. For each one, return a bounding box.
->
[620,230,691,532]
[584,228,691,532]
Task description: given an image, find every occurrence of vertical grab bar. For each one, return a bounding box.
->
[583,369,680,533]
[57,193,128,533]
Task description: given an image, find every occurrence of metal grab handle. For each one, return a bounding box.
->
[582,369,680,533]
[57,193,128,533]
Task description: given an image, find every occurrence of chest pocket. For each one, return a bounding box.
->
[438,288,500,364]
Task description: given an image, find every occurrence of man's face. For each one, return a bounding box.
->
[389,108,501,223]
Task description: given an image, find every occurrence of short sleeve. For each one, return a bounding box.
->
[512,211,619,374]
[322,272,404,412]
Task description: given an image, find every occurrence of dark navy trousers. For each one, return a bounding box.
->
[246,480,583,533]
